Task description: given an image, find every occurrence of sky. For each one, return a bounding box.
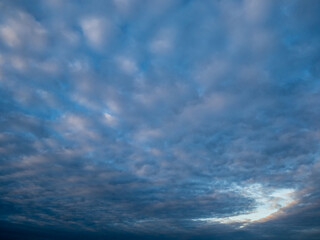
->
[0,0,320,239]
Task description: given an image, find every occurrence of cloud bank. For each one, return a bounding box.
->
[0,0,320,239]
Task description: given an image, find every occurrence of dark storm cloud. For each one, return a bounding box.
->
[0,0,320,239]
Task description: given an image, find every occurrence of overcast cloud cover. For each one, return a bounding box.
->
[0,0,320,239]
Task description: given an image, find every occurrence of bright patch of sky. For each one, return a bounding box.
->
[196,184,295,227]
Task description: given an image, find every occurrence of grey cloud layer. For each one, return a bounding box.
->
[0,0,320,239]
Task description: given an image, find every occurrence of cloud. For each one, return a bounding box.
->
[0,10,47,50]
[116,56,139,74]
[80,16,109,49]
[0,0,320,239]
[150,27,176,54]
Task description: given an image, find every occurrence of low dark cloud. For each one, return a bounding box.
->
[0,0,320,239]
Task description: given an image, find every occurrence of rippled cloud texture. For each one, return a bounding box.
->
[0,0,320,239]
